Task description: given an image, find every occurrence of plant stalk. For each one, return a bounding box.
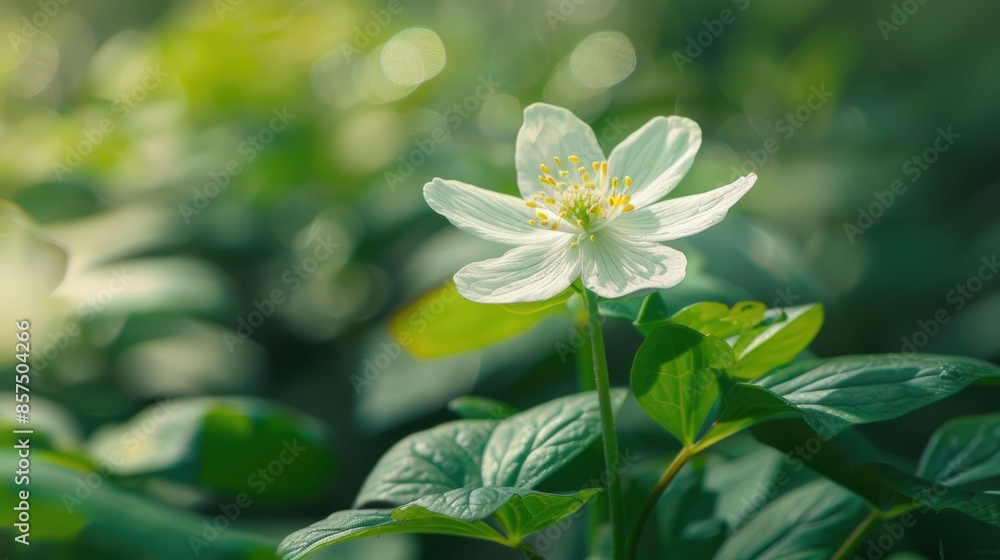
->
[582,288,626,560]
[626,446,692,560]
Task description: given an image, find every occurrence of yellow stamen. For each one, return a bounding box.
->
[528,219,537,226]
[589,235,596,242]
[540,164,550,174]
[550,222,559,230]
[612,177,619,188]
[592,161,601,171]
[624,176,632,188]
[568,155,579,163]
[536,210,548,219]
[553,156,562,166]
[526,201,538,208]
[544,197,556,205]
[623,204,635,212]
[540,219,549,226]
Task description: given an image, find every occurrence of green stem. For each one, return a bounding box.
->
[582,288,625,560]
[626,447,692,560]
[573,316,600,554]
[830,507,880,560]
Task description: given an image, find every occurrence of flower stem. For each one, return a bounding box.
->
[626,446,692,560]
[830,507,880,560]
[581,288,626,560]
[573,316,600,554]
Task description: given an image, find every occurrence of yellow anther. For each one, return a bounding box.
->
[589,235,596,242]
[540,219,549,226]
[601,161,608,174]
[592,161,601,171]
[576,219,585,227]
[577,166,587,175]
[534,192,545,199]
[544,197,556,205]
[570,241,579,248]
[550,222,559,230]
[623,204,636,212]
[568,155,579,163]
[559,170,569,177]
[537,175,547,184]
[624,176,632,187]
[528,219,537,226]
[536,210,549,219]
[559,211,568,218]
[526,201,538,208]
[612,177,619,188]
[553,156,562,166]
[582,172,590,182]
[540,164,550,174]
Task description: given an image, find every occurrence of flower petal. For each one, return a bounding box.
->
[454,236,580,303]
[580,230,687,298]
[424,178,565,245]
[611,174,757,242]
[515,103,605,199]
[607,116,702,208]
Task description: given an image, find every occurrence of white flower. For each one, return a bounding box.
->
[423,103,757,304]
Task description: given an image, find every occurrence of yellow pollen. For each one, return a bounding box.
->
[623,204,635,212]
[570,241,579,248]
[540,219,549,226]
[592,161,601,171]
[550,222,559,230]
[558,211,568,218]
[559,170,569,177]
[589,235,596,242]
[544,197,556,205]
[540,164,550,174]
[528,219,537,226]
[553,156,562,166]
[526,201,538,208]
[568,155,579,163]
[576,219,584,227]
[536,210,548,219]
[612,177,619,188]
[577,166,587,175]
[624,176,632,187]
[601,161,608,174]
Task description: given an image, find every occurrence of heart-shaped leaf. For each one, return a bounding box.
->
[732,304,824,380]
[631,324,734,446]
[281,391,623,559]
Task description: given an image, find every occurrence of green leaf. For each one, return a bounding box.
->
[756,354,1000,438]
[86,397,335,502]
[866,463,1000,527]
[714,479,871,560]
[283,391,623,558]
[732,303,824,380]
[631,324,735,446]
[917,413,1000,487]
[598,292,671,334]
[670,301,766,339]
[390,282,567,358]
[695,383,800,452]
[0,451,277,558]
[448,396,519,420]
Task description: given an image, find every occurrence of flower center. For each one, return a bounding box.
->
[525,155,635,245]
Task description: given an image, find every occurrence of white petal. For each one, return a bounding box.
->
[454,236,580,303]
[424,178,564,245]
[515,103,605,199]
[612,174,757,242]
[607,116,702,208]
[580,230,687,299]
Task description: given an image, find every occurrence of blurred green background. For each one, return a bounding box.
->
[1,0,998,558]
